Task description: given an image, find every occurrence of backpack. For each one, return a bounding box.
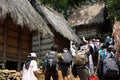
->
[45,52,57,69]
[102,58,120,77]
[73,50,88,66]
[61,52,72,65]
[102,53,107,59]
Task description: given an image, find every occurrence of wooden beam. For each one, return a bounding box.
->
[3,18,8,69]
[17,27,22,71]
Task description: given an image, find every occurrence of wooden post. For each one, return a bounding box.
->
[3,18,8,69]
[17,27,22,71]
[38,32,41,58]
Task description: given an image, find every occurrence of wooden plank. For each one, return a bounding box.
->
[41,35,51,39]
[32,41,39,46]
[21,49,29,56]
[0,50,3,56]
[0,26,4,34]
[7,29,19,38]
[0,44,3,51]
[41,38,53,45]
[8,20,19,32]
[40,44,53,51]
[0,34,4,43]
[7,46,18,54]
[7,57,18,62]
[22,34,30,41]
[7,52,17,57]
[3,19,7,68]
[21,49,28,62]
[21,57,27,62]
[32,47,40,52]
[32,35,38,41]
[7,37,18,47]
[22,41,30,49]
[17,27,22,70]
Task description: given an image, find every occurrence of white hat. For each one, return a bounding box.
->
[30,53,37,57]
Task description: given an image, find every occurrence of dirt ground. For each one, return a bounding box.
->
[37,70,80,80]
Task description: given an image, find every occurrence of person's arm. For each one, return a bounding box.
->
[34,68,42,75]
[82,36,88,43]
[32,60,42,76]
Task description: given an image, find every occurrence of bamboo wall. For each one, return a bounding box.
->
[32,31,70,58]
[32,32,54,58]
[40,35,54,56]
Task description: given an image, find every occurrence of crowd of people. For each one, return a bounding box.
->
[21,36,120,80]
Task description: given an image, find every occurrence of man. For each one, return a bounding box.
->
[59,48,72,80]
[44,44,60,80]
[100,46,120,80]
[22,53,41,80]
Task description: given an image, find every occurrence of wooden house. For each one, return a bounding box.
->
[0,0,53,70]
[30,0,81,56]
[68,3,105,40]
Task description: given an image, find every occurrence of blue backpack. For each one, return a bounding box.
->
[45,52,57,69]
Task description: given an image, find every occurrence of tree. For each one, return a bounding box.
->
[106,0,120,20]
[39,0,97,18]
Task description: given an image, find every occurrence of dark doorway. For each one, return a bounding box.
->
[6,61,17,70]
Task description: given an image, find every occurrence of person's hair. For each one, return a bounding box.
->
[107,45,116,53]
[51,44,58,51]
[63,48,68,50]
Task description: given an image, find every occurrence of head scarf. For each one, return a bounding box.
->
[24,53,37,70]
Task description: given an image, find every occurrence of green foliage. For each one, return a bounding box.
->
[39,0,94,18]
[106,0,120,20]
[39,0,120,21]
[37,58,44,68]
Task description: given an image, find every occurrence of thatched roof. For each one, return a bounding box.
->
[68,3,105,27]
[30,0,81,43]
[112,21,120,59]
[0,0,53,36]
[112,21,120,52]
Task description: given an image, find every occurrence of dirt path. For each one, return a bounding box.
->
[38,70,80,80]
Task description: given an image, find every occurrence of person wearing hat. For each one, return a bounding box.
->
[22,53,41,80]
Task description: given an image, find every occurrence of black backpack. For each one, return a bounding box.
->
[102,58,120,77]
[45,52,57,69]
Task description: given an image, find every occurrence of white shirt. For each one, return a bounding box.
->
[70,41,77,56]
[22,60,38,80]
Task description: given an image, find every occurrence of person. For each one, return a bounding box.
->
[70,40,78,56]
[44,44,61,80]
[83,37,98,67]
[98,43,108,60]
[97,43,108,80]
[22,53,41,80]
[104,36,113,48]
[72,45,91,80]
[59,48,72,80]
[99,46,120,80]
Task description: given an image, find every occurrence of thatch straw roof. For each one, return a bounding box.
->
[112,21,120,60]
[112,21,120,52]
[0,0,53,36]
[30,0,81,43]
[68,3,105,27]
